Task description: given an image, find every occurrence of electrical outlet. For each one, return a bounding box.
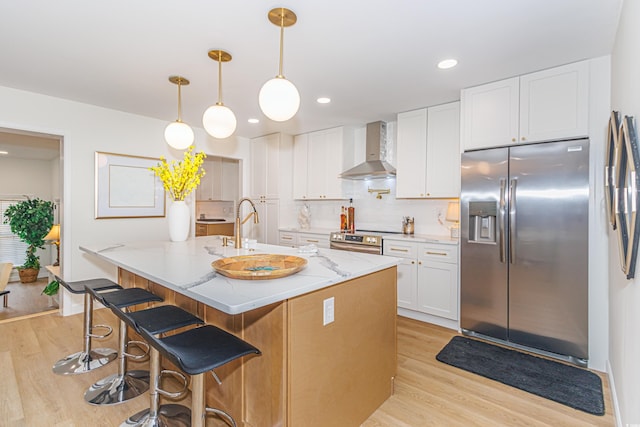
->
[323,297,335,325]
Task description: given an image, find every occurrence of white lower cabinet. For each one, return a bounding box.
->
[396,257,418,310]
[279,231,297,247]
[297,232,329,249]
[383,240,459,321]
[277,230,330,249]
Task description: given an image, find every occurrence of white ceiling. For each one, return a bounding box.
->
[0,0,622,145]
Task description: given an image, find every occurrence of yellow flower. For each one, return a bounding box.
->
[149,146,206,201]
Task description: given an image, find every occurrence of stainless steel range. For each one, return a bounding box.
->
[329,231,383,254]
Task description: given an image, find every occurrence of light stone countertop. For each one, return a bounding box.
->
[380,233,459,245]
[80,236,400,315]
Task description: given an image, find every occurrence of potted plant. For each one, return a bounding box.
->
[2,198,54,283]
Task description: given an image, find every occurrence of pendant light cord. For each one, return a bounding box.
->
[217,50,224,106]
[177,80,183,122]
[278,11,285,78]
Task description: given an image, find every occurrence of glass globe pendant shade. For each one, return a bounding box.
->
[203,104,237,139]
[259,76,300,122]
[164,121,194,150]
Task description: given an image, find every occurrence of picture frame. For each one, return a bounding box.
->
[622,116,640,279]
[95,152,166,219]
[605,111,621,230]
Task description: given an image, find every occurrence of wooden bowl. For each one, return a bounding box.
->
[211,254,307,280]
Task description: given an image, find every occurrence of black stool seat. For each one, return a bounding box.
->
[120,305,204,335]
[58,277,122,294]
[52,277,121,375]
[138,324,261,375]
[83,287,163,406]
[88,286,163,308]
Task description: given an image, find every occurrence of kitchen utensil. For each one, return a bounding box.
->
[402,217,414,234]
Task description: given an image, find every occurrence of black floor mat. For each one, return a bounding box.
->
[436,336,604,415]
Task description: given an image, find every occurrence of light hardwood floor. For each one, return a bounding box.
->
[0,311,614,426]
[0,278,58,323]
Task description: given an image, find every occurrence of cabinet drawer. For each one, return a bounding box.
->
[298,233,329,249]
[419,244,457,264]
[383,241,417,259]
[279,232,297,247]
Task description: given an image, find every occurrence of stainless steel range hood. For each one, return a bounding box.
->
[340,121,396,180]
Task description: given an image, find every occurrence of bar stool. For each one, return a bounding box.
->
[52,278,122,375]
[84,287,164,405]
[134,320,261,427]
[112,304,205,426]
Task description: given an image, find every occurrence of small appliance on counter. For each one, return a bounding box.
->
[402,217,414,235]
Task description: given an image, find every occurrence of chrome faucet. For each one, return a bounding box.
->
[235,198,260,248]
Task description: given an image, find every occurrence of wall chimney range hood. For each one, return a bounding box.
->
[340,121,396,180]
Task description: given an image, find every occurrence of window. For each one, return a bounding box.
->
[0,199,29,266]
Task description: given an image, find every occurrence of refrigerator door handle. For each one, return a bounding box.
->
[499,178,507,263]
[509,178,517,264]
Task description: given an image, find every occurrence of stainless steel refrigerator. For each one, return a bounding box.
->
[460,139,589,365]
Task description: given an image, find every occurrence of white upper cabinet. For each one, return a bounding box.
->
[196,157,239,201]
[293,127,347,200]
[292,133,309,200]
[396,108,427,198]
[250,133,280,199]
[461,78,519,150]
[250,133,292,200]
[519,61,589,143]
[396,101,460,198]
[461,60,589,151]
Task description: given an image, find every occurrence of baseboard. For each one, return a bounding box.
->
[397,308,458,330]
[607,360,622,427]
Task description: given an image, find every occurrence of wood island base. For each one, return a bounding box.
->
[119,266,397,427]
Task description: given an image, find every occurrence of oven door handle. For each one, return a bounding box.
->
[330,241,382,255]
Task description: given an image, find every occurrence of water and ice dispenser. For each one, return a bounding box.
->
[467,201,497,244]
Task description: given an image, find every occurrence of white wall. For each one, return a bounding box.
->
[0,156,56,272]
[0,85,250,314]
[609,1,640,424]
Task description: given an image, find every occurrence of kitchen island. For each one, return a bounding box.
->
[80,236,399,427]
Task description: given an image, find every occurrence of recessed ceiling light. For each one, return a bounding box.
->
[0,150,8,155]
[248,118,260,124]
[316,97,331,104]
[437,59,458,69]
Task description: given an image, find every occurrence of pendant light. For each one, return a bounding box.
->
[203,50,237,139]
[164,76,195,150]
[259,8,300,122]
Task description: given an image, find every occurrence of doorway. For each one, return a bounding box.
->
[0,128,62,322]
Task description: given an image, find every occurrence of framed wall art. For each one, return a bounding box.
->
[95,152,166,219]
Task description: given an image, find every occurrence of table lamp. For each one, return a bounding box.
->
[44,224,60,266]
[446,202,460,238]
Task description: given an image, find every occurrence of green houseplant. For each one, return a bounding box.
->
[2,198,54,283]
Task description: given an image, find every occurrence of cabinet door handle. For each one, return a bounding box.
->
[426,251,447,256]
[411,261,415,265]
[282,236,293,240]
[390,247,409,252]
[418,261,422,265]
[305,239,319,243]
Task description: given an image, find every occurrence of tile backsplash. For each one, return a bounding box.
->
[280,179,457,236]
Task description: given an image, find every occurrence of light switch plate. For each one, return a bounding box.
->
[323,297,335,325]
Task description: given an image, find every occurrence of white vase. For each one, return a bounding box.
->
[168,201,190,242]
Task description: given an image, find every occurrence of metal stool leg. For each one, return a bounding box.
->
[52,293,117,375]
[85,318,150,405]
[120,347,190,427]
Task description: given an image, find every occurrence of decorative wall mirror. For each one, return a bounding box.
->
[622,116,640,279]
[615,115,630,275]
[605,111,621,229]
